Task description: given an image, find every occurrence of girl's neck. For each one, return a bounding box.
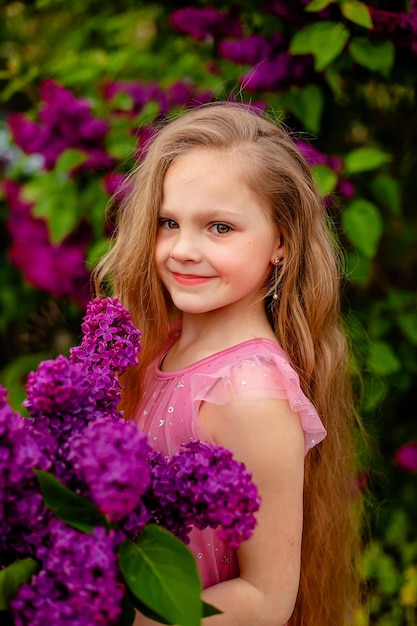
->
[164,303,277,371]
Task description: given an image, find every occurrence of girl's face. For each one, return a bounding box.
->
[155,148,283,318]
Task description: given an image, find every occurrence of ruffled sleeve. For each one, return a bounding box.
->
[190,351,326,455]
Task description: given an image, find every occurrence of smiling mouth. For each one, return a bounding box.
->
[172,273,213,285]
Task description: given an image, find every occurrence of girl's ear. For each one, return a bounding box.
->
[271,233,285,264]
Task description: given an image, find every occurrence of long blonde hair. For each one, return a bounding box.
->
[95,102,364,625]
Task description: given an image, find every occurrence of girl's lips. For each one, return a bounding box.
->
[172,273,213,286]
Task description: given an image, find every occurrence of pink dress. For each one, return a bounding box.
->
[133,324,326,589]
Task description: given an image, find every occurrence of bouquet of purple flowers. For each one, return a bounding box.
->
[0,298,260,626]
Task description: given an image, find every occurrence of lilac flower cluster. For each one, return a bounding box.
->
[369,0,417,55]
[11,520,124,626]
[395,442,417,472]
[169,5,315,93]
[296,141,356,200]
[1,297,260,624]
[4,180,91,305]
[68,417,151,522]
[0,386,52,565]
[147,441,261,548]
[70,297,142,411]
[7,79,114,171]
[170,7,242,42]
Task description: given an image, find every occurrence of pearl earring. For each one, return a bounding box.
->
[272,257,283,301]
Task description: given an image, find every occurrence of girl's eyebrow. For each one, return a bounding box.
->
[159,206,247,221]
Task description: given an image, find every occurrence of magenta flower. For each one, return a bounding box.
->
[147,441,260,548]
[103,172,130,199]
[11,520,124,626]
[369,0,417,55]
[220,34,273,65]
[240,52,313,92]
[68,417,151,521]
[395,442,417,472]
[0,386,52,565]
[24,355,97,433]
[103,79,168,116]
[7,79,114,170]
[166,80,214,109]
[70,297,141,412]
[4,180,91,305]
[296,141,343,173]
[170,7,242,42]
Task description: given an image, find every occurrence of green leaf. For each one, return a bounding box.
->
[342,199,383,258]
[290,21,350,71]
[340,2,373,29]
[117,593,137,626]
[398,313,417,345]
[305,0,335,11]
[349,37,395,77]
[367,341,401,376]
[87,238,112,270]
[284,85,324,133]
[311,164,338,196]
[345,250,371,286]
[202,601,222,617]
[55,149,88,176]
[119,525,206,626]
[21,177,50,205]
[35,470,109,533]
[0,559,40,610]
[47,187,80,244]
[370,174,401,214]
[23,176,82,243]
[344,147,391,174]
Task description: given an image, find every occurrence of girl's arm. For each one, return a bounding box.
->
[198,394,305,626]
[134,394,305,626]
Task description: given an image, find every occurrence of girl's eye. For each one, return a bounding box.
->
[159,219,179,229]
[211,223,231,235]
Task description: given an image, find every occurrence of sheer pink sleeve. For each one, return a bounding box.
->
[190,353,326,455]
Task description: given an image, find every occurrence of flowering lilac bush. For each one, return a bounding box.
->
[0,298,260,626]
[147,442,260,547]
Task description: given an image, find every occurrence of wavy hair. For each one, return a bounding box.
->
[94,102,364,625]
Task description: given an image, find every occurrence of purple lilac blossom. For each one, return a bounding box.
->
[11,520,124,626]
[24,355,96,436]
[166,80,214,109]
[220,34,274,66]
[170,7,242,42]
[103,172,130,200]
[0,386,52,564]
[395,442,417,472]
[240,53,314,92]
[71,297,142,376]
[147,441,260,548]
[103,79,169,117]
[68,417,152,521]
[369,0,417,55]
[296,140,343,172]
[70,297,141,411]
[4,180,91,305]
[263,0,335,23]
[7,79,114,171]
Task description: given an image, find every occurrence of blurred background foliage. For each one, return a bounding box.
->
[0,0,416,622]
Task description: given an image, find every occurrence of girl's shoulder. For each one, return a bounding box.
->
[188,337,326,455]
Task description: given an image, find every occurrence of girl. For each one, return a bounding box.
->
[95,103,364,625]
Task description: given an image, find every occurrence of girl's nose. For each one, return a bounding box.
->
[169,231,202,263]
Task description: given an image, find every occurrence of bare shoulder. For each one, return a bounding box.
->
[198,392,305,469]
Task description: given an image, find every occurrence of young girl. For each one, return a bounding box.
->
[95,103,364,625]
